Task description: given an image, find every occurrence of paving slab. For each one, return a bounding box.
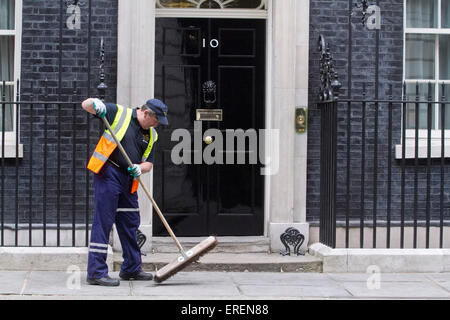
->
[341,281,450,298]
[132,282,240,297]
[230,272,338,286]
[22,271,132,296]
[326,273,430,282]
[425,273,450,282]
[2,270,450,299]
[0,271,28,295]
[430,281,450,292]
[130,271,239,296]
[153,271,234,284]
[238,284,352,298]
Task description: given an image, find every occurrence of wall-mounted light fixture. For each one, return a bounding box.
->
[351,0,370,25]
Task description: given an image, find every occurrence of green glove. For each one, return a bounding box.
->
[92,98,106,119]
[127,164,142,178]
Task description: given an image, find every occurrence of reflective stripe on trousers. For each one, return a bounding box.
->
[87,163,142,279]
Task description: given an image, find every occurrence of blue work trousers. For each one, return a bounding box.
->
[87,163,142,279]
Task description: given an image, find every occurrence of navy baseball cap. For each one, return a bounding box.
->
[146,99,168,125]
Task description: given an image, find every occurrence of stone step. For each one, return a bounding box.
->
[113,252,323,273]
[150,236,270,254]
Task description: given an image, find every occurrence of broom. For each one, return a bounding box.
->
[101,116,218,283]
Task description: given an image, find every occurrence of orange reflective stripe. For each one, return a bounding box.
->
[131,179,139,194]
[96,136,117,158]
[87,136,118,173]
[87,156,105,174]
[86,105,133,174]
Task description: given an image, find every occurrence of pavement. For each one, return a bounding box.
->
[1,270,450,300]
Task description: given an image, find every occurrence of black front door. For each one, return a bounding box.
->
[153,18,266,236]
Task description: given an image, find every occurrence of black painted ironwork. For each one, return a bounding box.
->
[65,0,86,6]
[97,37,108,100]
[202,80,217,105]
[280,228,305,256]
[137,229,147,251]
[318,35,341,102]
[351,0,370,25]
[0,23,107,247]
[317,35,449,249]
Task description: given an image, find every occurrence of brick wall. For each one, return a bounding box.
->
[1,0,118,227]
[307,0,450,229]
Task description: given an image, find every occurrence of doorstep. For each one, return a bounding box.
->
[150,236,271,254]
[116,236,322,273]
[113,252,323,273]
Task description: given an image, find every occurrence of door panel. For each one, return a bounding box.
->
[154,18,265,236]
[218,28,256,57]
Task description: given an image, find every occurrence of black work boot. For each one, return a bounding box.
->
[87,276,120,286]
[119,270,153,281]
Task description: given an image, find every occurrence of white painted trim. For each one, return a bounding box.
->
[402,0,450,148]
[0,0,22,157]
[0,30,15,35]
[119,0,273,235]
[404,79,450,84]
[155,8,267,19]
[404,129,450,139]
[14,0,22,102]
[117,0,156,228]
[395,140,450,159]
[405,28,450,34]
[439,0,442,29]
[0,143,23,158]
[263,0,273,237]
[402,0,406,85]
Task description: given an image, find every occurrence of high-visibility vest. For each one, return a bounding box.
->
[87,104,158,193]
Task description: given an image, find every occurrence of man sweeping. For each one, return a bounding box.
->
[81,97,168,286]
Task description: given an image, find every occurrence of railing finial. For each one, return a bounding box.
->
[97,37,108,100]
[318,35,341,102]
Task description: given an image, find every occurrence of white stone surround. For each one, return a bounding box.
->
[267,0,310,252]
[116,0,311,253]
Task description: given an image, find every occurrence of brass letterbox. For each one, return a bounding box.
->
[196,109,223,121]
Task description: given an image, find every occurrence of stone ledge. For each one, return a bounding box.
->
[151,236,270,254]
[114,252,323,273]
[308,242,450,273]
[0,247,114,271]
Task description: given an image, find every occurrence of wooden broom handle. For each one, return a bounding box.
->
[102,117,184,252]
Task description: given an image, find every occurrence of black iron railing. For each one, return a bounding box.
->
[318,34,450,249]
[0,79,104,247]
[319,83,450,249]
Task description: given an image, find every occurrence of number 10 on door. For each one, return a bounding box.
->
[203,39,219,48]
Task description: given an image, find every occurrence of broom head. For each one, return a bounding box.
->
[153,236,218,283]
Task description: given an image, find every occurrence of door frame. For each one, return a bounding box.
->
[117,0,274,238]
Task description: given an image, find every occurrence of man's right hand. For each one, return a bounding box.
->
[92,98,106,119]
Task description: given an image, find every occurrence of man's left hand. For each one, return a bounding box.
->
[127,164,142,178]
